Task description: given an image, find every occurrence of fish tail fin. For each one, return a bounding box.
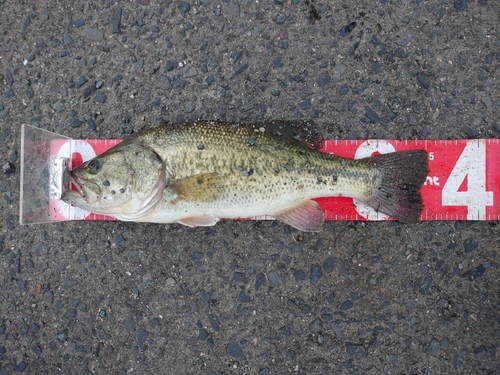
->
[366,150,429,222]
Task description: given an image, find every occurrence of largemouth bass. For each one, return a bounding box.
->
[62,121,428,232]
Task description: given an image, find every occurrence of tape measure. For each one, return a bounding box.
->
[318,139,499,221]
[18,125,500,224]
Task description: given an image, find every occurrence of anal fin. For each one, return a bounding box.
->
[274,200,324,232]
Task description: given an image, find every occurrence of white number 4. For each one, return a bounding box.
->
[442,140,493,219]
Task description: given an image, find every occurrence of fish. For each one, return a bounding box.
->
[61,121,429,232]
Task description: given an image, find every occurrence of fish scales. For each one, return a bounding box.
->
[140,122,377,204]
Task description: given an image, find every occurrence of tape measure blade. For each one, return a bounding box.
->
[57,138,499,222]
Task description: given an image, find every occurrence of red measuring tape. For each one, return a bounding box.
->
[46,138,499,222]
[318,139,499,221]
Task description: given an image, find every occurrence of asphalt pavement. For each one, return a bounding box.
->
[0,1,499,374]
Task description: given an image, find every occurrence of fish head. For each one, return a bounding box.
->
[62,141,166,219]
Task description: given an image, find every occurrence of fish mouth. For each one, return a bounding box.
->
[67,172,87,201]
[63,171,101,204]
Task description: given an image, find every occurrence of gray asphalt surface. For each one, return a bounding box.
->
[1,1,499,374]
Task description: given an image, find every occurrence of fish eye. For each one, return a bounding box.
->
[87,159,102,175]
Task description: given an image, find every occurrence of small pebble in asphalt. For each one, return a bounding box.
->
[462,264,486,280]
[233,271,245,283]
[294,269,306,281]
[317,71,331,87]
[87,118,97,130]
[338,83,349,95]
[323,257,335,273]
[16,362,27,372]
[70,118,83,128]
[209,314,220,332]
[463,238,478,252]
[76,76,87,88]
[315,237,324,250]
[226,342,244,358]
[0,126,10,142]
[364,106,380,123]
[454,0,467,11]
[301,304,311,314]
[135,329,149,346]
[310,265,322,284]
[255,273,266,291]
[198,328,208,340]
[63,279,77,289]
[268,270,283,287]
[235,64,249,76]
[340,21,357,36]
[125,317,136,332]
[426,338,441,356]
[111,7,122,34]
[309,318,322,333]
[419,276,433,294]
[74,19,85,28]
[177,0,190,13]
[416,72,431,89]
[32,242,48,255]
[95,92,106,103]
[341,301,353,311]
[64,308,76,319]
[271,57,283,68]
[32,344,42,356]
[474,345,487,360]
[238,289,251,303]
[346,342,367,357]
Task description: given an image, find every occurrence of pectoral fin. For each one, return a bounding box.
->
[177,215,220,228]
[173,173,224,202]
[274,200,324,232]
